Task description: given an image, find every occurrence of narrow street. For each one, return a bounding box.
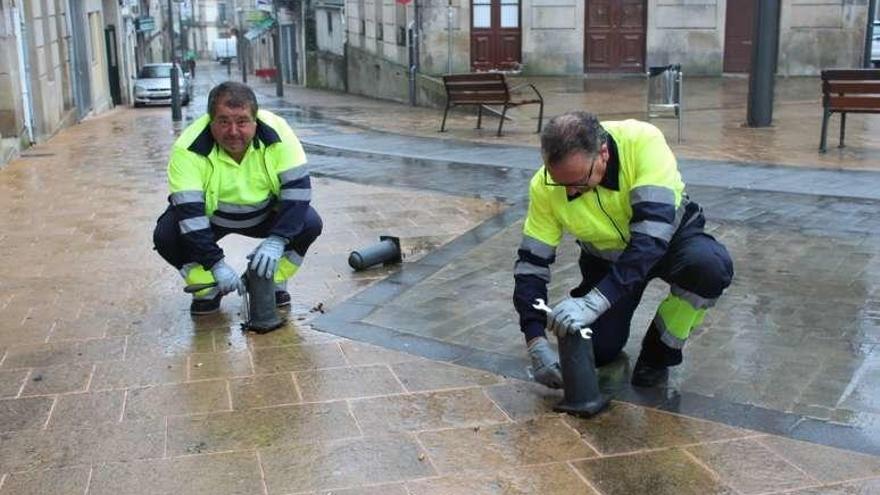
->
[0,61,878,494]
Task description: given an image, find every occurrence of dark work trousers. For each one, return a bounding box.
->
[152,205,323,271]
[570,219,733,367]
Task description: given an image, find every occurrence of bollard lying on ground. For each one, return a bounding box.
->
[348,236,402,271]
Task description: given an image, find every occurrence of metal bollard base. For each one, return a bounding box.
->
[553,396,610,418]
[554,330,609,418]
[242,269,285,334]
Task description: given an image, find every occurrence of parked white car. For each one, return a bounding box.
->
[873,21,880,67]
[133,63,192,107]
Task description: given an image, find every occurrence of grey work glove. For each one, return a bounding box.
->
[211,259,244,296]
[249,235,287,279]
[548,289,611,338]
[528,338,563,389]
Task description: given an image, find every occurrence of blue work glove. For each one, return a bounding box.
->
[210,259,244,296]
[249,235,287,279]
[548,289,611,338]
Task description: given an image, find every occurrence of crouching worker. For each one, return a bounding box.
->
[514,111,733,388]
[153,82,322,314]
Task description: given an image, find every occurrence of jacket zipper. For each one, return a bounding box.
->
[594,189,626,244]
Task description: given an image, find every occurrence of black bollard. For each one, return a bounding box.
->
[348,236,402,271]
[242,269,284,334]
[554,330,609,418]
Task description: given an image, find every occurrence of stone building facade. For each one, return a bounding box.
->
[338,0,872,102]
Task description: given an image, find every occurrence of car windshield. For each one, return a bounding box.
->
[139,66,172,79]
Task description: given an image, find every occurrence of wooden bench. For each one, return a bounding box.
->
[440,73,544,137]
[820,69,880,152]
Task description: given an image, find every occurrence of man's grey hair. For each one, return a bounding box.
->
[207,81,258,119]
[540,111,607,166]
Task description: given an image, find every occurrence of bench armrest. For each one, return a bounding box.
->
[508,82,543,103]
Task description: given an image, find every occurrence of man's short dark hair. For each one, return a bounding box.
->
[540,111,607,166]
[207,82,258,119]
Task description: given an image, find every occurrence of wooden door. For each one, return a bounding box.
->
[584,0,646,73]
[723,0,755,72]
[471,0,521,71]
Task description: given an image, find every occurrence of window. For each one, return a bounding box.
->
[374,0,382,40]
[138,65,172,78]
[326,11,333,33]
[472,0,490,28]
[501,0,518,28]
[217,2,227,24]
[395,3,406,45]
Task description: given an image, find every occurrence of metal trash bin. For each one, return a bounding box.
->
[646,64,682,143]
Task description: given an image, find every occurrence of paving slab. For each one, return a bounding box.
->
[0,63,876,493]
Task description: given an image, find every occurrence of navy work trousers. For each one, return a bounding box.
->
[572,222,733,366]
[153,205,323,270]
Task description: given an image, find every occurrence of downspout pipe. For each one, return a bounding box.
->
[865,0,877,68]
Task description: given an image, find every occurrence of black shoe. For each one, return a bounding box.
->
[631,358,669,387]
[275,290,291,307]
[190,293,222,315]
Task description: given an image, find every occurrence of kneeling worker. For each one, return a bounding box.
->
[154,82,322,314]
[514,112,733,387]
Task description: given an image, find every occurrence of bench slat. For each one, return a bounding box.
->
[826,95,880,110]
[446,83,509,92]
[443,73,505,83]
[824,81,880,94]
[821,69,880,81]
[451,100,509,106]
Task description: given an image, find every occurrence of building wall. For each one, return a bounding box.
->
[196,0,226,58]
[521,0,583,75]
[345,43,412,101]
[646,0,724,75]
[24,0,78,141]
[0,0,25,141]
[316,6,344,54]
[86,6,112,113]
[347,0,872,77]
[778,0,868,75]
[645,0,868,76]
[421,0,469,74]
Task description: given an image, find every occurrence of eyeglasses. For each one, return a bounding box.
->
[543,152,599,188]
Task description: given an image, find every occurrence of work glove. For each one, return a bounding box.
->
[548,289,610,338]
[210,259,244,296]
[528,337,563,389]
[249,235,287,279]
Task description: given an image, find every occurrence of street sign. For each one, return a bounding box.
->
[256,0,274,12]
[246,10,269,23]
[136,16,155,32]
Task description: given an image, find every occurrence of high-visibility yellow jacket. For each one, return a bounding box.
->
[514,119,696,337]
[167,109,309,268]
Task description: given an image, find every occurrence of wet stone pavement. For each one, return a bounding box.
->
[0,65,878,494]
